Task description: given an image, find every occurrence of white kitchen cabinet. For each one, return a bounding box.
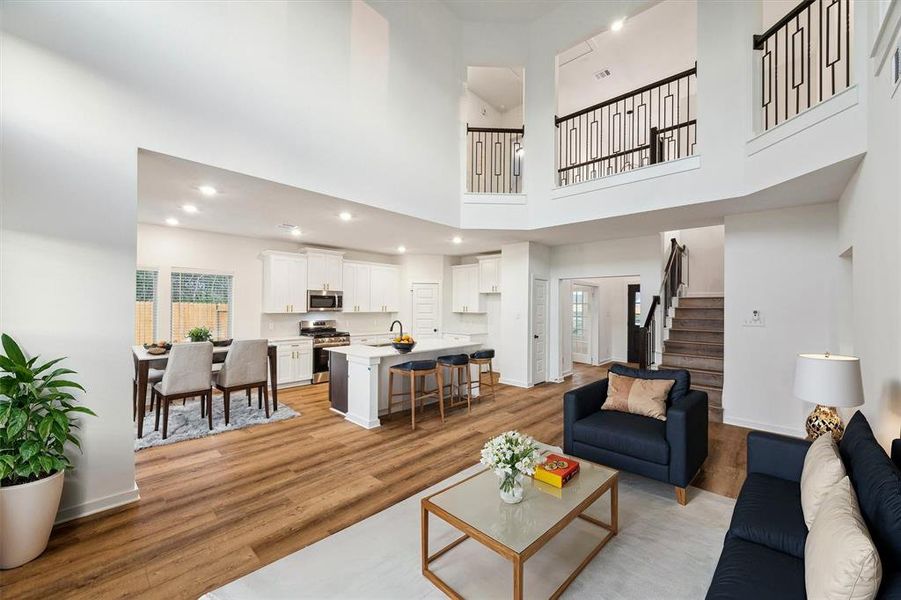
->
[478,256,501,294]
[452,264,485,313]
[343,262,372,313]
[275,339,313,386]
[262,251,307,313]
[307,250,344,291]
[370,265,400,313]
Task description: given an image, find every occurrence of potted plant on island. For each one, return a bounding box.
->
[0,333,95,569]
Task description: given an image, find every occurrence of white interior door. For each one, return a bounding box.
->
[411,283,440,338]
[531,278,548,385]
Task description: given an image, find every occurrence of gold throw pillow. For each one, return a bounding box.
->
[602,372,674,421]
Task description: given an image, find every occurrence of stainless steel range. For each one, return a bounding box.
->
[300,320,350,384]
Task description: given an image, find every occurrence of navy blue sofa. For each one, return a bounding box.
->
[563,364,708,505]
[707,411,901,599]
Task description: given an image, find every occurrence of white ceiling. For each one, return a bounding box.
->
[556,0,697,117]
[137,150,528,256]
[138,150,858,256]
[443,0,561,23]
[467,66,524,112]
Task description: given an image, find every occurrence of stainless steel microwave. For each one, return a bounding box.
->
[307,290,343,312]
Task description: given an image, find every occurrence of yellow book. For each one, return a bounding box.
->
[533,454,580,489]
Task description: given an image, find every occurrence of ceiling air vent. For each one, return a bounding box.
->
[594,68,611,81]
[278,223,299,230]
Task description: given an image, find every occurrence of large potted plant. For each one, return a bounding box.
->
[0,334,95,569]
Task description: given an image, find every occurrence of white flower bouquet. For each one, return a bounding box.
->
[480,431,540,503]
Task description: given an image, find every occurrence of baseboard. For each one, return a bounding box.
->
[55,481,141,524]
[344,412,381,429]
[723,415,805,438]
[499,377,531,388]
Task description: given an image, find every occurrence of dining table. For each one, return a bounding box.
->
[131,343,279,438]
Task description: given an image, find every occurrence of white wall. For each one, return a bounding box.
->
[464,89,523,129]
[723,203,840,436]
[547,235,661,381]
[1,0,464,519]
[676,225,725,296]
[836,3,901,447]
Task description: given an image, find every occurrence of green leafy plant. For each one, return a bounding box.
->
[186,326,212,342]
[0,333,95,486]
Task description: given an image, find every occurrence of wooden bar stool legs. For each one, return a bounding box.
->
[388,365,443,430]
[438,362,472,415]
[471,357,497,402]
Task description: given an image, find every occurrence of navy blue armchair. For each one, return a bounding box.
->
[563,364,708,505]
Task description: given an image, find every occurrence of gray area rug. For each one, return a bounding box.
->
[204,462,733,599]
[134,393,299,450]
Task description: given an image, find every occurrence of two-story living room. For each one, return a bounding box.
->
[2,0,901,598]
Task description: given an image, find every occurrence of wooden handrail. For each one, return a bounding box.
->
[466,126,524,134]
[642,295,660,330]
[753,0,813,49]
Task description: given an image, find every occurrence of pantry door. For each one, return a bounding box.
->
[411,282,441,339]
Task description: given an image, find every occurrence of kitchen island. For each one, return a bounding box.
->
[326,338,482,429]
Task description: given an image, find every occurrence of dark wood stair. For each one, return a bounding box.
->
[662,296,724,423]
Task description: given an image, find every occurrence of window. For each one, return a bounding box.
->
[135,269,158,344]
[634,290,642,326]
[171,271,233,340]
[572,290,585,337]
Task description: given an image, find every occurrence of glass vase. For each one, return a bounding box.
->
[498,471,525,504]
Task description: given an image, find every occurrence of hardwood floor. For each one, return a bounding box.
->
[0,363,749,599]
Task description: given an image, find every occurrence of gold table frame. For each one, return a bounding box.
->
[421,468,618,600]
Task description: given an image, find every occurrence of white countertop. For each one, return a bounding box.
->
[268,336,313,343]
[325,338,480,359]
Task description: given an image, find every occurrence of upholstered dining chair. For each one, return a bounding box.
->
[133,366,165,420]
[213,339,270,426]
[153,341,214,439]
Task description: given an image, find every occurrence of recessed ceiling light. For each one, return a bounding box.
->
[165,217,179,226]
[182,204,199,214]
[198,185,217,196]
[339,211,352,221]
[397,245,406,253]
[452,236,463,244]
[290,228,302,237]
[611,18,625,32]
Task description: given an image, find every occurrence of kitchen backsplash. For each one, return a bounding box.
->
[262,312,396,338]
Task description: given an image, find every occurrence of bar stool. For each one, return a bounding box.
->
[470,349,496,402]
[387,360,444,430]
[437,354,472,415]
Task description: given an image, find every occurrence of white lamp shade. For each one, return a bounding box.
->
[793,353,865,408]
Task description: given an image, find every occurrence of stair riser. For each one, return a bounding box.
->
[664,341,723,358]
[701,388,723,408]
[677,297,724,309]
[662,353,724,371]
[671,319,724,331]
[674,308,724,320]
[667,330,723,343]
[659,366,724,387]
[709,406,724,424]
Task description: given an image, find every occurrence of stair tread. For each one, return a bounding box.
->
[662,351,724,359]
[667,328,725,333]
[671,316,724,320]
[660,364,723,375]
[693,383,724,392]
[665,340,724,346]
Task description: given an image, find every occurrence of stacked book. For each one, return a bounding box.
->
[533,454,580,488]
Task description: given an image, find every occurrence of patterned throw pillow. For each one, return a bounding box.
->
[602,372,674,421]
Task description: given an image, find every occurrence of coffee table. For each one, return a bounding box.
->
[421,452,618,599]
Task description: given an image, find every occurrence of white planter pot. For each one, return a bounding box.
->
[0,469,64,569]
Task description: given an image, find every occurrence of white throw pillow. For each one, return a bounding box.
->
[805,477,882,600]
[801,433,847,528]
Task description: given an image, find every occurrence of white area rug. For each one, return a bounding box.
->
[134,393,299,450]
[205,462,733,599]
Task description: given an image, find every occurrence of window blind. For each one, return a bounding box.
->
[170,271,233,341]
[135,269,158,345]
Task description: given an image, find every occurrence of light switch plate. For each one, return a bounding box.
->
[742,310,765,327]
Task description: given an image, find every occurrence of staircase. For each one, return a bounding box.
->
[660,296,724,422]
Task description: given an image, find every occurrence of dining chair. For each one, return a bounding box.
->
[153,342,214,439]
[213,339,270,426]
[133,367,165,421]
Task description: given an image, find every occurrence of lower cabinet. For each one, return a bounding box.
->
[275,340,313,386]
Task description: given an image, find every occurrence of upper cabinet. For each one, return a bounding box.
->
[343,261,399,313]
[478,256,501,294]
[370,265,400,313]
[262,251,308,313]
[451,264,485,313]
[307,249,344,291]
[343,262,371,313]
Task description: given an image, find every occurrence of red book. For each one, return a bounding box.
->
[534,454,580,488]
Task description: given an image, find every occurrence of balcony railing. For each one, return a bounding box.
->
[754,0,852,131]
[466,126,524,194]
[555,66,697,187]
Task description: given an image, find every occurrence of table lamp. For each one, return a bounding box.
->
[794,353,864,441]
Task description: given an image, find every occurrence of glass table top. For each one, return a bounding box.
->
[427,452,617,554]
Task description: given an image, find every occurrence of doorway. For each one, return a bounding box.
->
[571,285,594,364]
[411,282,441,339]
[627,284,642,363]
